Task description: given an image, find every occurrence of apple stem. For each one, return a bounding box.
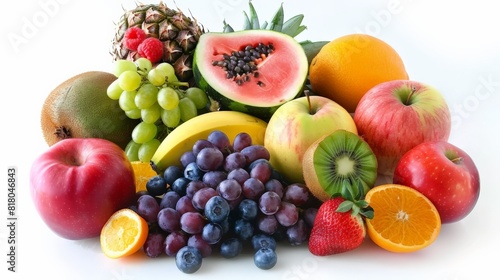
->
[305,90,312,114]
[406,86,417,105]
[451,156,464,164]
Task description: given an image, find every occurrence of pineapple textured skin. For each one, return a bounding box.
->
[111,2,205,83]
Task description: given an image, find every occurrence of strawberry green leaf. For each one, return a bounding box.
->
[355,199,369,209]
[336,201,354,213]
[360,206,374,219]
[351,204,361,216]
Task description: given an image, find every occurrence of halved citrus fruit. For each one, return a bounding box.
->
[100,208,149,258]
[364,184,441,253]
[131,161,157,192]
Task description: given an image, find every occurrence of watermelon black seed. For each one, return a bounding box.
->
[212,43,274,85]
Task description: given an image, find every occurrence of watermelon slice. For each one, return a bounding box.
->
[193,30,309,120]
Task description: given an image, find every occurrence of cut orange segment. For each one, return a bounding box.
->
[100,208,149,258]
[131,161,158,192]
[364,184,441,253]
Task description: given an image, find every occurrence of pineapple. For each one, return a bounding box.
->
[111,2,205,83]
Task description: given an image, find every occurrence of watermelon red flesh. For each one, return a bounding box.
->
[194,30,308,107]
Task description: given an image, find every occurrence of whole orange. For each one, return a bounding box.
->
[309,34,409,113]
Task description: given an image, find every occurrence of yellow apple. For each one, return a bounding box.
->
[264,95,357,183]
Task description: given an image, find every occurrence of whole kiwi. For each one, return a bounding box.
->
[302,129,378,202]
[41,71,140,150]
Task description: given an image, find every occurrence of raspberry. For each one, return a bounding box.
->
[138,37,164,64]
[123,26,147,51]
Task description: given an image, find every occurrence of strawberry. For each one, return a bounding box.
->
[308,196,372,256]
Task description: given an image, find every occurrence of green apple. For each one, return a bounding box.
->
[264,95,357,183]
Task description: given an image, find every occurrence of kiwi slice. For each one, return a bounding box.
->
[302,129,377,202]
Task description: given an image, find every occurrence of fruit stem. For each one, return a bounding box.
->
[405,86,417,105]
[445,150,463,164]
[305,90,312,115]
[167,81,190,88]
[451,156,464,164]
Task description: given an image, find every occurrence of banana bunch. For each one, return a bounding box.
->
[151,111,268,173]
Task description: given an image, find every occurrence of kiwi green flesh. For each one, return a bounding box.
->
[313,130,377,199]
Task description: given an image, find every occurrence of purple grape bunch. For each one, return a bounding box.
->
[131,130,322,273]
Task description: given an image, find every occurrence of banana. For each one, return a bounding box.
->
[151,111,268,173]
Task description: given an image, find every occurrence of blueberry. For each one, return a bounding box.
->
[146,175,167,196]
[171,177,190,196]
[219,217,230,234]
[251,234,277,251]
[254,248,277,270]
[184,162,205,181]
[220,237,243,258]
[163,165,183,186]
[234,219,253,240]
[238,199,258,220]
[175,246,202,274]
[202,223,223,245]
[204,196,230,223]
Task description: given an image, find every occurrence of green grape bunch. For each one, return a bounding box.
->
[106,58,210,163]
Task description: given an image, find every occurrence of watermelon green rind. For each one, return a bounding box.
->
[193,29,309,120]
[193,64,283,118]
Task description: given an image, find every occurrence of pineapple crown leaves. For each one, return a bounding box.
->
[333,179,374,219]
[221,1,328,67]
[223,1,307,38]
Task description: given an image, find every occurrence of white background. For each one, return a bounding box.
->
[2,0,499,279]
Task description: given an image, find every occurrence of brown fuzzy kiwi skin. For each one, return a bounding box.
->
[40,71,140,150]
[303,130,378,202]
[302,134,332,202]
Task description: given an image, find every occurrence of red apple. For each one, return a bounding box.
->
[30,138,136,240]
[393,141,480,223]
[354,80,451,176]
[264,95,358,183]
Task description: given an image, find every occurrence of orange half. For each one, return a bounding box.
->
[100,208,149,258]
[131,161,158,192]
[365,184,441,253]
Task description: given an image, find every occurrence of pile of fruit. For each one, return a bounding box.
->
[125,130,323,272]
[30,1,480,275]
